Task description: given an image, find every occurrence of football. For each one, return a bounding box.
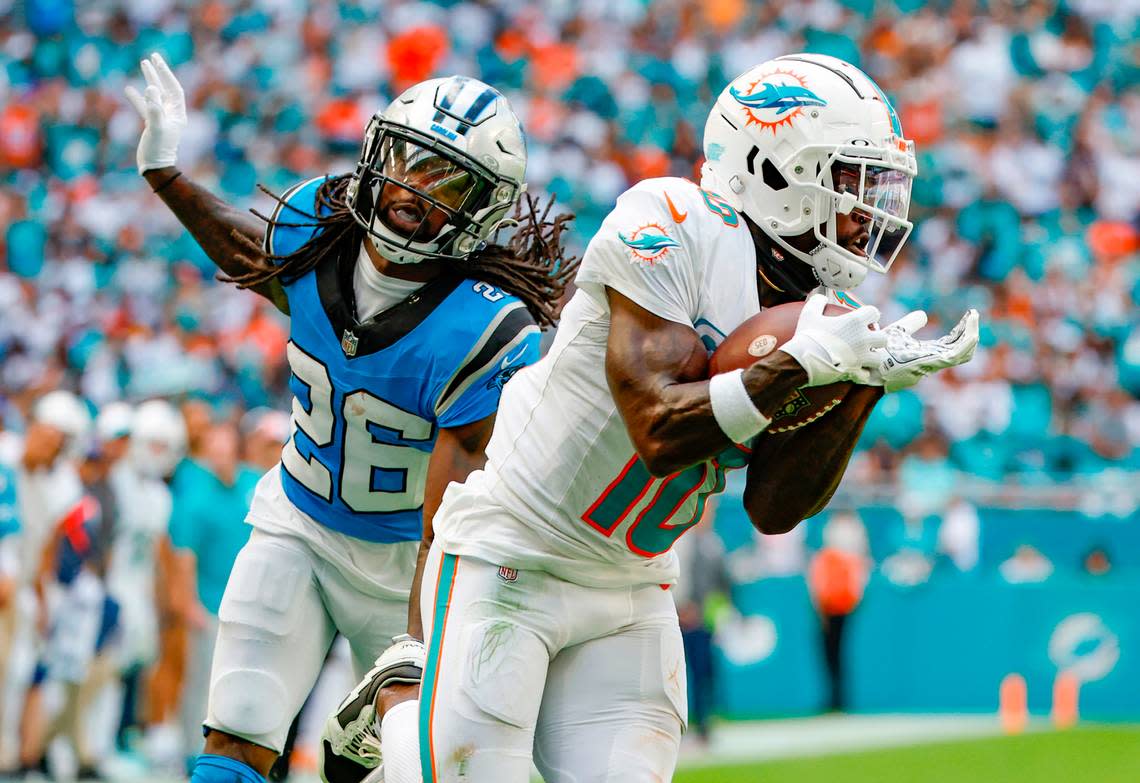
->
[709,301,854,434]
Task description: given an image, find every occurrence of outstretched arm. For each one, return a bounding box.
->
[743,384,882,535]
[142,167,286,311]
[127,53,287,312]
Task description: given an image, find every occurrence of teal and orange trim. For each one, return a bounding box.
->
[419,552,460,783]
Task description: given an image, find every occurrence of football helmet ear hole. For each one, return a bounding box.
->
[761,158,788,191]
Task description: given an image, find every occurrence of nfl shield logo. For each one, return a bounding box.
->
[497,565,518,583]
[341,329,359,356]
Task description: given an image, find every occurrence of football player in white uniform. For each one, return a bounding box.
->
[0,392,89,777]
[325,54,979,782]
[106,400,185,677]
[103,399,185,754]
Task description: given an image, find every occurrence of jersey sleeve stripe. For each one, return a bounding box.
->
[263,175,327,256]
[434,303,538,418]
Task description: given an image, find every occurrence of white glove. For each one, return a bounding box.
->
[779,294,887,387]
[869,308,980,392]
[124,53,186,175]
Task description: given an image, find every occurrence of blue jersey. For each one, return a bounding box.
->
[265,176,541,543]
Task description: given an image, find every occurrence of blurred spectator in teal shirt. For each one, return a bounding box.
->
[169,423,255,620]
[169,421,256,763]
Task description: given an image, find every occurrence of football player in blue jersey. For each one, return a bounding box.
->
[126,53,575,783]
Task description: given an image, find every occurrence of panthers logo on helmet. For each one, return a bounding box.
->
[618,222,680,266]
[729,69,827,135]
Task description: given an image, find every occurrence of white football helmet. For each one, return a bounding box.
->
[702,53,917,291]
[346,75,527,265]
[129,399,187,479]
[95,401,134,444]
[34,390,93,459]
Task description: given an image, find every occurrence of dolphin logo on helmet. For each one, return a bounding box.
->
[729,82,827,115]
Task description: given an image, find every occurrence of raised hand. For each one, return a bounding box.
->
[124,52,187,175]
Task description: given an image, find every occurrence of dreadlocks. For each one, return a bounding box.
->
[224,175,579,329]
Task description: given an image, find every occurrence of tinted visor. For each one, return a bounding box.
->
[367,131,491,243]
[831,161,912,268]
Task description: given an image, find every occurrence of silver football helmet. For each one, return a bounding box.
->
[346,75,527,265]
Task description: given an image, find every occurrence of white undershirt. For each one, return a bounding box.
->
[353,244,426,322]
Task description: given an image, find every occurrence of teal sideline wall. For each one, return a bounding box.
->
[711,503,1140,719]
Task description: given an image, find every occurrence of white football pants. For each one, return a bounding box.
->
[417,541,686,783]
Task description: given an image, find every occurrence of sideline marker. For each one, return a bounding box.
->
[1052,671,1079,729]
[999,673,1028,734]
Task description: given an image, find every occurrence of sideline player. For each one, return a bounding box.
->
[327,53,979,782]
[126,54,574,783]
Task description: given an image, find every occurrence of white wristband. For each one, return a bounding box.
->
[709,369,771,444]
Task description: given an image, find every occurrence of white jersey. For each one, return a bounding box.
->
[106,460,171,664]
[8,457,83,586]
[434,178,762,587]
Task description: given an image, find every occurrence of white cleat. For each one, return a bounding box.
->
[319,635,425,783]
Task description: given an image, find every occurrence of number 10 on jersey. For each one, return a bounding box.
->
[582,444,750,557]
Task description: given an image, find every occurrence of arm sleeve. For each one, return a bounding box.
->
[433,302,542,429]
[574,184,699,327]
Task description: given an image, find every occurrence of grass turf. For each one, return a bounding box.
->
[673,726,1140,783]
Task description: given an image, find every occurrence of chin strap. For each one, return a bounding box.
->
[745,216,821,301]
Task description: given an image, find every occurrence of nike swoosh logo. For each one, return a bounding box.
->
[501,344,528,369]
[664,191,687,224]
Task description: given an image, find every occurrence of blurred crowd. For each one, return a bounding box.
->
[0,391,305,778]
[2,0,1138,488]
[1,0,1138,768]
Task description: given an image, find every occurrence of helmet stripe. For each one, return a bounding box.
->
[436,77,468,112]
[462,88,498,123]
[778,55,903,136]
[868,81,901,136]
[851,65,902,136]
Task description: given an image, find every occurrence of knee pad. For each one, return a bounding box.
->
[209,668,290,745]
[460,621,548,729]
[208,536,316,747]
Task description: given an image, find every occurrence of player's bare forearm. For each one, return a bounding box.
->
[405,539,433,643]
[404,414,495,640]
[743,384,882,534]
[142,167,287,311]
[606,288,808,477]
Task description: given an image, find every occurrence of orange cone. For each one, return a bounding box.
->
[1052,671,1080,729]
[999,673,1028,734]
